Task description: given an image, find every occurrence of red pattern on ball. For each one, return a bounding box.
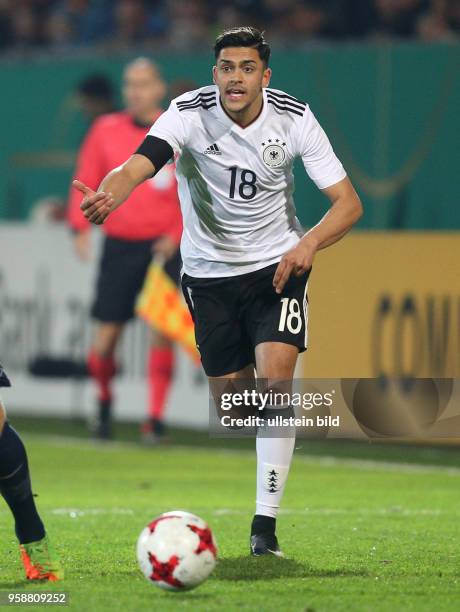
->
[148,515,178,533]
[188,524,217,557]
[148,552,183,588]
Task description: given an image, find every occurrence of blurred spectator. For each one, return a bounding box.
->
[0,0,458,54]
[113,0,147,45]
[47,0,114,47]
[76,73,117,124]
[45,10,74,49]
[9,4,41,50]
[166,0,209,49]
[0,0,14,50]
[214,5,247,33]
[373,0,429,37]
[211,0,265,34]
[278,1,342,42]
[340,0,377,38]
[143,0,170,37]
[445,0,460,33]
[417,0,460,40]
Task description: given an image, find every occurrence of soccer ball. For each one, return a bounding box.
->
[136,510,217,591]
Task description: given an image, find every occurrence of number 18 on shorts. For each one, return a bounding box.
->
[181,263,310,377]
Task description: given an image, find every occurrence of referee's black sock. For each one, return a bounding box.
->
[0,422,45,544]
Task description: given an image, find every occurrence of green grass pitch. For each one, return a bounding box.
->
[0,429,459,611]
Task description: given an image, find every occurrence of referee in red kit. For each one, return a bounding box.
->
[68,58,182,442]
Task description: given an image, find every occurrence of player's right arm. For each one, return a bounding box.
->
[73,153,156,225]
[74,99,187,226]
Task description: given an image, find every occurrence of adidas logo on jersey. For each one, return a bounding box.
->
[204,143,221,155]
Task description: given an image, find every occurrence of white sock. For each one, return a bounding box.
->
[255,404,296,518]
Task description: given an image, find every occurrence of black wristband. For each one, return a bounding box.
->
[135,135,174,174]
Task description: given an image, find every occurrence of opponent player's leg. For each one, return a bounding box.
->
[0,389,63,580]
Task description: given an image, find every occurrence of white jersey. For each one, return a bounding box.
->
[147,85,346,278]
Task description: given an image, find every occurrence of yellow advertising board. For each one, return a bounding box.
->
[300,233,460,378]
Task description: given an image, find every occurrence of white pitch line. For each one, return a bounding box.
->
[0,507,448,520]
[0,503,455,520]
[212,507,452,517]
[50,508,134,517]
[292,453,460,477]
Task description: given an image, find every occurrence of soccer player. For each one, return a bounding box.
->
[74,27,363,556]
[69,58,182,442]
[0,364,64,580]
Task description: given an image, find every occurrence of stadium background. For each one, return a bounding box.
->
[1,2,458,421]
[0,2,459,608]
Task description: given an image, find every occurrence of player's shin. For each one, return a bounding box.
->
[255,403,296,520]
[0,422,45,544]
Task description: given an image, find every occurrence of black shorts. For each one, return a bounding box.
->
[91,236,182,323]
[181,263,310,377]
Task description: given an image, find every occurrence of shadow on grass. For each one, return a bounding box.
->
[215,556,369,581]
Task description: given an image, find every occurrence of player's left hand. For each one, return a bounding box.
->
[152,235,178,261]
[273,238,317,294]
